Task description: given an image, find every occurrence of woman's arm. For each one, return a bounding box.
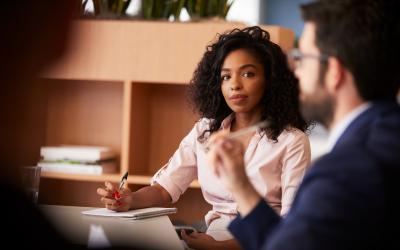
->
[129,183,172,209]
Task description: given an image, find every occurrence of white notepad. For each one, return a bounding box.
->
[81,207,177,219]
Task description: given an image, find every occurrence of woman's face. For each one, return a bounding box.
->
[220,49,266,115]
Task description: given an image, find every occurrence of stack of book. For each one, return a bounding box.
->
[38,146,117,175]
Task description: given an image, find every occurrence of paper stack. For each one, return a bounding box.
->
[38,145,117,175]
[82,207,177,219]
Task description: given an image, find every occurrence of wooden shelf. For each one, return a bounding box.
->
[40,172,200,188]
[36,20,293,223]
[41,172,121,182]
[43,20,294,83]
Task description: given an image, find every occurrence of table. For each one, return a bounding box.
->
[40,205,184,250]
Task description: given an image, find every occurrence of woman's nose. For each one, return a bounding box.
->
[229,75,242,90]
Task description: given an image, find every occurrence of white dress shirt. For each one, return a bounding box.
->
[326,103,371,152]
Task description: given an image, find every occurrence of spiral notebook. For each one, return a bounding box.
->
[82,207,177,220]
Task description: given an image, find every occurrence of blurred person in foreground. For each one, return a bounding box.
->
[0,0,77,248]
[207,0,400,249]
[0,1,148,249]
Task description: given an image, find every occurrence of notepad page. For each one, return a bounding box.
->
[82,207,177,219]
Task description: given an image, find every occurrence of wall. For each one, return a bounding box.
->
[260,0,311,39]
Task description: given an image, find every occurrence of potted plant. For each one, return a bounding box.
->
[185,0,234,21]
[82,0,131,18]
[81,0,235,21]
[141,0,185,20]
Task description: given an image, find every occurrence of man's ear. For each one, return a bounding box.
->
[325,57,344,93]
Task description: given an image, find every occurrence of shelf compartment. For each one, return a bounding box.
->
[43,79,123,169]
[129,82,199,176]
[41,172,200,188]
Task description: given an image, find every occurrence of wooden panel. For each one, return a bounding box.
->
[44,79,123,167]
[130,83,198,175]
[129,83,151,175]
[43,20,295,83]
[120,80,132,173]
[39,179,104,207]
[147,84,198,174]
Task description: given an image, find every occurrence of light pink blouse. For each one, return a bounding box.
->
[152,115,311,235]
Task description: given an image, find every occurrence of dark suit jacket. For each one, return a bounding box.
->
[229,101,400,250]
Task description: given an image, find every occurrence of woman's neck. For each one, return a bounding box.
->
[231,111,262,132]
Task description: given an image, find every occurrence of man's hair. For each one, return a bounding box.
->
[301,0,399,101]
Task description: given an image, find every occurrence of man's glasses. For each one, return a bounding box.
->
[287,48,329,71]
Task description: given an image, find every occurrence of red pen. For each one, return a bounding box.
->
[114,171,128,200]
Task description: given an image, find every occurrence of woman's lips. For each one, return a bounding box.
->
[229,94,248,104]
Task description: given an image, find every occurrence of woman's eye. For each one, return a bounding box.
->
[242,72,255,77]
[221,75,230,81]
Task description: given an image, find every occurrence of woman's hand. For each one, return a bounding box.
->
[181,231,218,250]
[97,181,133,212]
[182,231,242,250]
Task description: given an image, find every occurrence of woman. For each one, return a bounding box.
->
[97,26,311,250]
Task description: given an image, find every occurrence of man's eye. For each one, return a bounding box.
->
[243,72,255,77]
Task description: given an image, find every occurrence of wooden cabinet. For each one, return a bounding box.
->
[38,20,294,224]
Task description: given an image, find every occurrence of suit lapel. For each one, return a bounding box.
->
[332,102,397,151]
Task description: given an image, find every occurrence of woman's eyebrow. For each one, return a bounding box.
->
[221,64,257,72]
[221,68,230,72]
[239,64,257,69]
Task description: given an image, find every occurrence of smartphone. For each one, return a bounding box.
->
[174,225,197,239]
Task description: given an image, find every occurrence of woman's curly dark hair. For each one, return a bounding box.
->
[188,26,310,142]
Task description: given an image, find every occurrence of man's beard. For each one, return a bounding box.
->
[300,84,335,128]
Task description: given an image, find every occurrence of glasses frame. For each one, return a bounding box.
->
[287,48,329,70]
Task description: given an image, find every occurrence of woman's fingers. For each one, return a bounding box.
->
[97,187,113,198]
[97,181,119,199]
[219,139,243,165]
[101,197,117,206]
[208,139,231,178]
[120,186,131,195]
[98,181,131,211]
[208,130,229,144]
[181,229,195,241]
[105,181,117,192]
